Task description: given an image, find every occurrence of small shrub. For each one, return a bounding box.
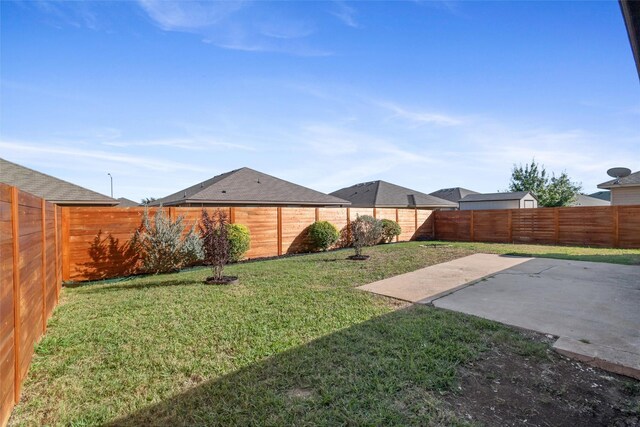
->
[380,219,402,243]
[227,223,251,262]
[309,221,339,251]
[350,215,382,257]
[199,209,230,281]
[133,208,203,274]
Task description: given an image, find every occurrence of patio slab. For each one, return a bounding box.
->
[431,258,640,380]
[357,253,532,303]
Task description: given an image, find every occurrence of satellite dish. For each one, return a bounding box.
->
[607,167,632,179]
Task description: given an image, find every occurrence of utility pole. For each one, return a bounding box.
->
[107,173,113,198]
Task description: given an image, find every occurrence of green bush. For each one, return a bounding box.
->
[133,208,203,274]
[308,221,340,251]
[380,219,402,243]
[227,223,251,262]
[350,215,383,257]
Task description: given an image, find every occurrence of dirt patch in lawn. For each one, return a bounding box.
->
[444,330,640,426]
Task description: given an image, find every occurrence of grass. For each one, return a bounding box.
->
[10,242,640,425]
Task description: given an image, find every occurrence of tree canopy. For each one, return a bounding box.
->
[508,160,582,207]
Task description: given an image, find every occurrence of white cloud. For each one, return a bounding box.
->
[331,1,359,28]
[379,102,464,126]
[137,0,244,30]
[137,0,330,56]
[0,140,207,173]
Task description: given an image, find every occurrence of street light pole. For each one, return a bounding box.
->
[107,173,113,198]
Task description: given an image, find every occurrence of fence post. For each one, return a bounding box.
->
[229,207,235,224]
[346,207,351,243]
[469,210,475,242]
[613,206,620,248]
[277,207,283,256]
[431,210,436,239]
[414,208,418,238]
[507,210,513,243]
[61,207,70,282]
[53,206,60,303]
[40,200,47,333]
[373,207,377,219]
[395,208,400,242]
[168,207,176,221]
[554,208,560,245]
[10,187,21,402]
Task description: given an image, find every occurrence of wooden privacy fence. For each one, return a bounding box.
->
[434,205,640,248]
[61,206,436,282]
[0,183,62,426]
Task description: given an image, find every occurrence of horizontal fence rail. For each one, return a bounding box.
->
[0,183,62,426]
[62,206,436,282]
[434,205,640,248]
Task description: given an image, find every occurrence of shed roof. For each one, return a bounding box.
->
[330,180,457,208]
[429,187,479,203]
[459,191,535,203]
[0,158,118,205]
[149,167,349,207]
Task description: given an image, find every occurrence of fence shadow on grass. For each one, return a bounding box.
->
[105,306,495,427]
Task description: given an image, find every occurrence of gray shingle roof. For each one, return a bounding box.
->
[330,181,457,208]
[429,187,479,203]
[0,158,118,205]
[117,197,140,207]
[588,191,611,202]
[149,167,349,207]
[598,171,640,189]
[459,191,535,202]
[569,194,610,207]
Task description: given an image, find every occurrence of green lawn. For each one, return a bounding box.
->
[10,242,640,426]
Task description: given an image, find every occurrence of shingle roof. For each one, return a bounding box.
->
[117,197,140,207]
[597,171,640,189]
[459,191,535,202]
[149,167,349,207]
[330,181,457,208]
[569,194,610,207]
[588,191,611,202]
[0,158,118,205]
[429,187,479,203]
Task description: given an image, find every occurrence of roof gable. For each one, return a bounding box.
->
[150,167,349,206]
[0,158,117,205]
[330,180,457,208]
[429,187,479,202]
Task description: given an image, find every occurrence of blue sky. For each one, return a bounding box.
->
[1,0,638,202]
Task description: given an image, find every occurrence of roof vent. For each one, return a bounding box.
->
[257,179,261,184]
[221,190,227,194]
[183,192,187,198]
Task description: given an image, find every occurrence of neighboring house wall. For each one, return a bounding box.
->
[611,187,640,205]
[459,200,520,211]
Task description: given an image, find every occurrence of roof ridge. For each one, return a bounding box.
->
[0,157,115,201]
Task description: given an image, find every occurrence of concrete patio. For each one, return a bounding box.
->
[360,254,640,379]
